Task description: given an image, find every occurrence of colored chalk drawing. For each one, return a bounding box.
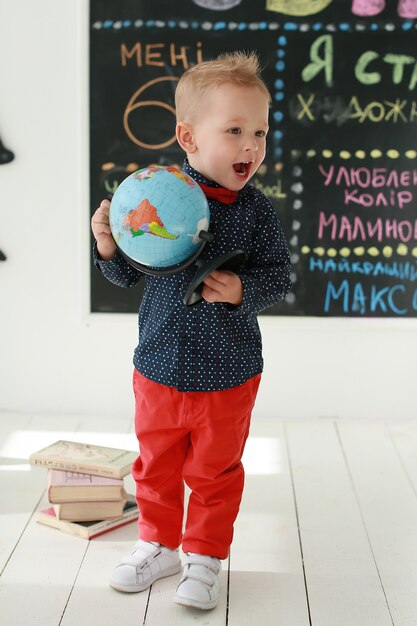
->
[266,0,333,16]
[191,0,242,8]
[351,0,385,16]
[352,0,417,17]
[397,0,417,18]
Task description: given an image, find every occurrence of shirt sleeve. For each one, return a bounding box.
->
[232,192,292,316]
[92,241,144,288]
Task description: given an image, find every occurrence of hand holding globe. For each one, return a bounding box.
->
[91,199,117,261]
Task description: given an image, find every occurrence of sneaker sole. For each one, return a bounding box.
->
[109,562,182,593]
[174,594,218,610]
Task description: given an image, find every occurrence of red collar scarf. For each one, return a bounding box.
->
[197,182,238,205]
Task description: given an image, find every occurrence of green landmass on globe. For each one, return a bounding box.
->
[123,198,178,240]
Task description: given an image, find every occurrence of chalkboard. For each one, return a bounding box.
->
[90,0,417,316]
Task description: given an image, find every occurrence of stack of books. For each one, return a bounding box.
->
[29,440,139,539]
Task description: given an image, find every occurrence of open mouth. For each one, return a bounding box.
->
[233,161,252,177]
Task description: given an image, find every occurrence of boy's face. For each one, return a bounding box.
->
[185,83,269,191]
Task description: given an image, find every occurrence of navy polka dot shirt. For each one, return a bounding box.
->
[93,160,291,392]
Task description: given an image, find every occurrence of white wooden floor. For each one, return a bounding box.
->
[1,414,417,626]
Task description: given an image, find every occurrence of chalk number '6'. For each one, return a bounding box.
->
[123,76,179,150]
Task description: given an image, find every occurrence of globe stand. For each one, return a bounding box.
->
[183,249,246,307]
[116,229,215,276]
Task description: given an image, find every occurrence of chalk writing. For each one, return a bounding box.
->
[123,76,179,150]
[318,213,417,242]
[323,280,415,315]
[301,35,417,90]
[121,41,203,69]
[319,165,417,189]
[318,165,414,209]
[293,94,417,125]
[310,257,417,280]
[252,177,286,200]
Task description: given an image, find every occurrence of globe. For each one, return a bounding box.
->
[109,165,210,273]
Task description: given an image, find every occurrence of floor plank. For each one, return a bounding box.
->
[228,420,310,626]
[0,414,81,574]
[59,528,149,626]
[0,493,89,626]
[286,421,393,626]
[388,420,417,496]
[339,421,417,625]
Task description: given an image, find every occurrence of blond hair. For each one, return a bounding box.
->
[175,50,271,123]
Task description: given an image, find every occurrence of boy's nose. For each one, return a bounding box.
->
[243,146,258,162]
[244,137,259,152]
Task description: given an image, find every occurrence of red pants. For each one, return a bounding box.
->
[132,370,261,559]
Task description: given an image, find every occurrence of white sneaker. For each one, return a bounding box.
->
[174,553,221,610]
[109,540,181,593]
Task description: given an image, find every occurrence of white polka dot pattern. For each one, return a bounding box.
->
[94,161,291,391]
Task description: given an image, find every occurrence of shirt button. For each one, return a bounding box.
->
[180,333,188,344]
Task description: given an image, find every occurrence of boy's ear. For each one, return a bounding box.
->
[176,122,197,153]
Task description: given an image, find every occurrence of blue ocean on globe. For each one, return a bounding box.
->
[109,165,210,269]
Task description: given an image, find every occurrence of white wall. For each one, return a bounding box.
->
[1,0,415,422]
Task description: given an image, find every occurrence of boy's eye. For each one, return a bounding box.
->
[256,130,266,137]
[228,127,241,134]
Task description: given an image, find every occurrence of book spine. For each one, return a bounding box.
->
[87,508,139,538]
[89,514,139,539]
[30,458,122,479]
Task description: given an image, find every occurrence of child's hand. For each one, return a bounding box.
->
[202,270,243,305]
[91,199,117,260]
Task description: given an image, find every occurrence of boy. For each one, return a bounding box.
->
[91,51,291,610]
